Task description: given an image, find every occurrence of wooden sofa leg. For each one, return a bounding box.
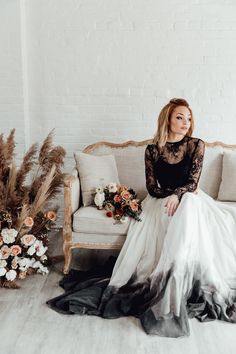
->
[63,244,72,274]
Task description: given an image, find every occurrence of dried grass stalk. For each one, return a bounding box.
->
[30,164,56,218]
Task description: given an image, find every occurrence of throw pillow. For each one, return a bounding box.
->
[74,152,120,206]
[217,151,236,201]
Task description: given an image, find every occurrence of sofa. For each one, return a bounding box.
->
[63,138,236,273]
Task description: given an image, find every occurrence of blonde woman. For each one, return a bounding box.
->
[47,98,236,337]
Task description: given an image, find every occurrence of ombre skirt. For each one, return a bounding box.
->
[47,190,236,337]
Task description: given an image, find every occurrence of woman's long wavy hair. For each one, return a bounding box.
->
[153,98,195,147]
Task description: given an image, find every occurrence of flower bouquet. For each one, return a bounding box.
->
[94,182,142,223]
[0,129,65,288]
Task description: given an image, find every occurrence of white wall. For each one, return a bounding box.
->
[1,0,236,223]
[0,0,25,161]
[1,0,236,168]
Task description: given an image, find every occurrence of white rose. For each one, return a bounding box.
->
[95,186,104,193]
[1,228,18,244]
[40,255,47,262]
[27,244,36,256]
[35,240,48,257]
[5,269,17,281]
[18,257,32,271]
[33,261,48,274]
[37,266,48,275]
[108,182,117,193]
[0,260,7,268]
[0,267,7,276]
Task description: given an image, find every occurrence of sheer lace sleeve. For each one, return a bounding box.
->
[145,145,173,198]
[173,139,205,201]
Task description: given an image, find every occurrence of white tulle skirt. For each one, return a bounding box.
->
[108,190,236,336]
[47,190,236,337]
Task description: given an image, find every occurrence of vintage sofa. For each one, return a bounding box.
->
[63,139,236,273]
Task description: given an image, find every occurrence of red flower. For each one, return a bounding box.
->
[106,211,113,218]
[116,209,124,216]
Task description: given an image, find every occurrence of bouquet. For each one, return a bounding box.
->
[0,129,65,288]
[94,182,142,223]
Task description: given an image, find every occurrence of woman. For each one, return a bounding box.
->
[47,98,236,337]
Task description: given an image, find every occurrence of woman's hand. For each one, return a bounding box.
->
[164,194,179,216]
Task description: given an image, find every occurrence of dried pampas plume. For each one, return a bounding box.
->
[0,129,66,223]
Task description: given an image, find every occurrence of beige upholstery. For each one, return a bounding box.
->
[73,206,130,235]
[218,151,236,201]
[62,139,236,274]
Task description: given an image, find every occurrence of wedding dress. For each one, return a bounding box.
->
[47,136,236,337]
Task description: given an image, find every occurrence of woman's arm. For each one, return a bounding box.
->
[145,145,173,198]
[173,139,205,201]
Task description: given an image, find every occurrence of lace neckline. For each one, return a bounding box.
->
[166,136,187,145]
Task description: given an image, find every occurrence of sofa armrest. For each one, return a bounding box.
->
[63,168,81,243]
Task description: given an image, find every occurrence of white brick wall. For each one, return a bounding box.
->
[1,0,236,224]
[25,0,236,172]
[0,0,25,161]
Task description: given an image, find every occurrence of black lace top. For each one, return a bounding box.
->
[145,136,205,201]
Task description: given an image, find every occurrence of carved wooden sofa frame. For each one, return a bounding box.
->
[63,139,236,274]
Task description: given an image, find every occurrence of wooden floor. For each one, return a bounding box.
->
[1,230,236,354]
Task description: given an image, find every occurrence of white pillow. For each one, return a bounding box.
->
[217,151,236,201]
[199,146,223,199]
[74,152,120,206]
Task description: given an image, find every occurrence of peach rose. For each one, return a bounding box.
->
[0,245,11,259]
[0,236,3,247]
[130,200,139,212]
[121,190,131,200]
[21,234,36,247]
[45,211,57,221]
[24,217,34,228]
[114,195,122,203]
[10,245,22,256]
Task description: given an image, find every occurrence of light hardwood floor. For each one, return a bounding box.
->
[1,230,235,354]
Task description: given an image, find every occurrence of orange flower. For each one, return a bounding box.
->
[10,245,22,256]
[24,217,34,228]
[130,200,139,212]
[45,211,57,221]
[117,185,128,193]
[120,190,131,200]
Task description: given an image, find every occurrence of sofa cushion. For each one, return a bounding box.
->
[87,145,147,201]
[72,232,126,247]
[218,151,236,201]
[199,146,223,199]
[74,152,120,206]
[73,205,131,235]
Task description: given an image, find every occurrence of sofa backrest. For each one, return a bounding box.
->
[83,139,236,200]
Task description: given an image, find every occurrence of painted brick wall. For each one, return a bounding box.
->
[1,0,236,225]
[26,0,236,174]
[0,0,25,162]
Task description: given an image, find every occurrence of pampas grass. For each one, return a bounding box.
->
[0,129,66,288]
[0,129,66,224]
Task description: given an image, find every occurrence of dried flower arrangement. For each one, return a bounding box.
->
[0,129,65,288]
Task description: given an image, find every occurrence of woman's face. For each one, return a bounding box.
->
[168,105,191,136]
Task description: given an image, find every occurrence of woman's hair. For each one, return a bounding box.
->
[153,98,195,147]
